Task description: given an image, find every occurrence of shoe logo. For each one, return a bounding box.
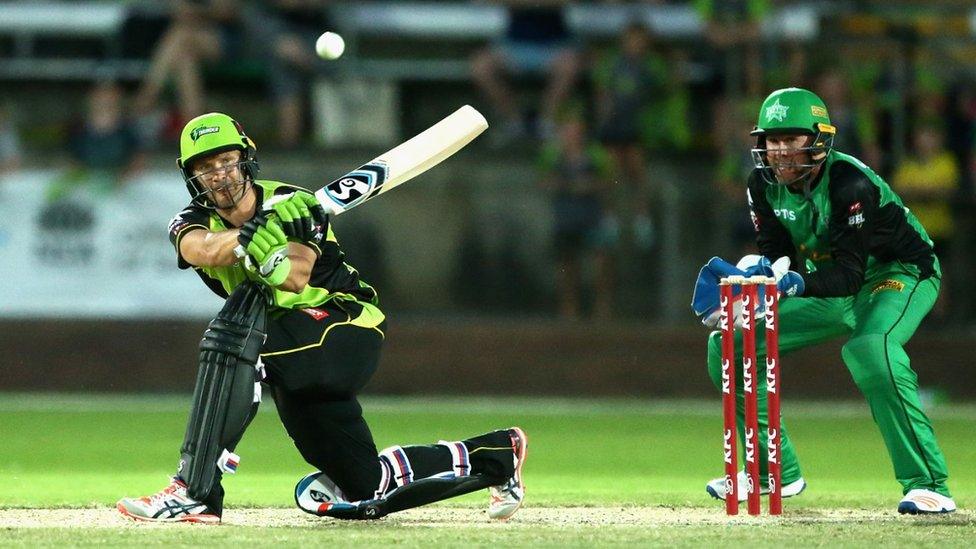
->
[153,501,206,519]
[310,489,331,503]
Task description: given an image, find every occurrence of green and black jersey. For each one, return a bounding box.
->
[167,179,378,309]
[747,150,939,298]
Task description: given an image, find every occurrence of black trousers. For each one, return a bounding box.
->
[260,300,514,501]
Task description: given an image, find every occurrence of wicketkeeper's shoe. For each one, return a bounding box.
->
[898,489,956,514]
[488,427,528,520]
[117,478,220,523]
[706,470,806,502]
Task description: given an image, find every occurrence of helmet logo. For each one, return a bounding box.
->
[190,125,221,142]
[811,105,828,118]
[765,98,789,123]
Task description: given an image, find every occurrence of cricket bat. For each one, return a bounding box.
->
[314,105,488,216]
[235,105,488,263]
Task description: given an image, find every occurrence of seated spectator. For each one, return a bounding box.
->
[892,123,959,252]
[539,114,616,320]
[251,0,336,148]
[892,122,959,320]
[816,69,878,161]
[593,22,677,252]
[695,0,770,96]
[712,97,760,258]
[471,1,582,144]
[134,0,243,137]
[48,82,146,201]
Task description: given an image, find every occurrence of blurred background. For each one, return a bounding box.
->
[1,0,974,401]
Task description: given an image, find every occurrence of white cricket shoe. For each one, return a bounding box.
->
[898,489,956,514]
[488,427,528,520]
[706,470,806,502]
[117,478,220,523]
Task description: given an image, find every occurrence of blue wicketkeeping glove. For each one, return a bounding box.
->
[691,256,747,327]
[777,271,805,297]
[739,254,805,297]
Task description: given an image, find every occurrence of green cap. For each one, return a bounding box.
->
[752,88,834,137]
[178,112,252,169]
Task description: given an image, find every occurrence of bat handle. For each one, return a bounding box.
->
[233,245,247,259]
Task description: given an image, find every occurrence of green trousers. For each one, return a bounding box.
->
[706,267,951,496]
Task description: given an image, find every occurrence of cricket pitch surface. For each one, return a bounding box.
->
[2,506,970,528]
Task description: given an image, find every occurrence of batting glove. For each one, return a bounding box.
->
[237,214,292,287]
[263,191,327,248]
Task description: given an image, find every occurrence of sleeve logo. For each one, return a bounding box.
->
[847,201,865,228]
[168,212,189,235]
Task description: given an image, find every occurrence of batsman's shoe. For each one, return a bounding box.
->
[116,478,220,523]
[488,427,528,520]
[705,470,806,502]
[898,489,956,515]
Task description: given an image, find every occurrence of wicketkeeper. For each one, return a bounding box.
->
[117,113,527,523]
[695,88,955,514]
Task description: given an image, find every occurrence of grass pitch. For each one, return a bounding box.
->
[1,394,973,546]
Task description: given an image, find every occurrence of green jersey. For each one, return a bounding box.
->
[747,150,938,297]
[168,180,377,309]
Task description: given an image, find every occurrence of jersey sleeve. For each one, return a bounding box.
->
[802,161,878,297]
[167,205,210,269]
[747,170,797,263]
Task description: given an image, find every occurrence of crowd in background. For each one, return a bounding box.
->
[2,0,976,323]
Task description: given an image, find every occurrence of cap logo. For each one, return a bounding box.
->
[190,125,220,142]
[811,105,828,118]
[765,98,789,123]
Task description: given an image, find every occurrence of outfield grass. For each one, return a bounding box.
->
[1,394,974,546]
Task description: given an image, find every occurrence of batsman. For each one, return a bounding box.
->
[701,88,955,514]
[116,113,527,523]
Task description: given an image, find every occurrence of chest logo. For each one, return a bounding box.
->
[773,208,797,221]
[765,98,789,123]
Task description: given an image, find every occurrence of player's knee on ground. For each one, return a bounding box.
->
[842,334,915,393]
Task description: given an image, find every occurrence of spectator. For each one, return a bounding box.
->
[252,1,336,148]
[891,122,958,319]
[892,123,958,253]
[539,115,615,320]
[712,97,760,259]
[592,22,664,252]
[0,105,22,175]
[816,69,876,161]
[49,81,146,201]
[694,0,771,97]
[134,0,243,133]
[471,1,582,144]
[842,49,886,171]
